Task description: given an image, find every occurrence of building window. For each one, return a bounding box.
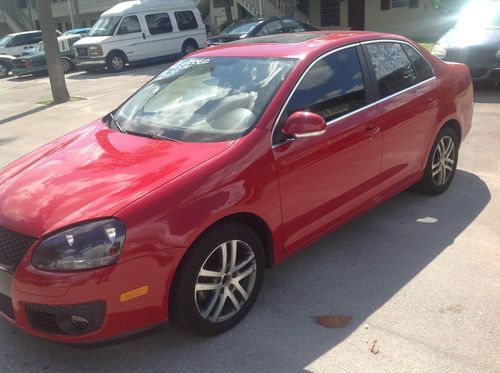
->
[391,0,409,8]
[321,0,340,27]
[213,0,233,7]
[409,0,419,8]
[381,0,390,10]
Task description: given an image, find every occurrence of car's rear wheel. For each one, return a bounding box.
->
[416,126,459,195]
[181,40,198,56]
[0,62,10,78]
[60,59,71,74]
[106,52,126,73]
[171,222,265,336]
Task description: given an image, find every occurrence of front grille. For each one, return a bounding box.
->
[0,293,14,320]
[0,226,35,271]
[445,47,498,67]
[76,47,88,57]
[489,69,500,80]
[470,68,488,79]
[26,301,105,335]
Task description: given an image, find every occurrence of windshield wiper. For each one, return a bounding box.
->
[108,113,127,134]
[125,129,180,142]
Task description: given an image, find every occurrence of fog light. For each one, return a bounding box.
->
[71,315,89,330]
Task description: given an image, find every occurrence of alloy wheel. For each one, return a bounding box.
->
[0,64,8,78]
[194,240,257,323]
[111,56,124,71]
[431,135,456,186]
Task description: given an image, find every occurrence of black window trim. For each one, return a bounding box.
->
[271,39,436,148]
[360,39,435,102]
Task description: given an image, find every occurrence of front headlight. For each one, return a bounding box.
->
[431,43,447,59]
[32,219,125,271]
[88,45,103,57]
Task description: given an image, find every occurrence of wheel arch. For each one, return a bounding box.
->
[106,49,129,63]
[441,119,462,146]
[182,38,198,48]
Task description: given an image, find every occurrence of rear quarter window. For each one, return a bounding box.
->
[401,44,434,81]
[175,11,198,31]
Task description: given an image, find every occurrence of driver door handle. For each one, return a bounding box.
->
[364,126,380,140]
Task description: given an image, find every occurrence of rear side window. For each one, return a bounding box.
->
[175,11,198,31]
[282,19,306,32]
[265,20,284,34]
[401,44,434,81]
[146,13,173,34]
[365,42,418,98]
[287,47,366,120]
[118,16,142,34]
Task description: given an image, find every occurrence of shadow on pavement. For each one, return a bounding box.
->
[0,106,51,126]
[0,170,490,372]
[473,83,500,104]
[66,60,173,81]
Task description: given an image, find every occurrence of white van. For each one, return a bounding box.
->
[73,0,206,72]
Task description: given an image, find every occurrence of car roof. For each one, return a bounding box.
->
[6,30,41,37]
[194,31,411,60]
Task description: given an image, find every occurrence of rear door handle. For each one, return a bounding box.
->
[364,126,380,140]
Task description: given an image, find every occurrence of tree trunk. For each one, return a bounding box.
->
[224,0,233,25]
[35,0,70,104]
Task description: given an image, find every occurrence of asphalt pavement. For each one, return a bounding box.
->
[0,66,499,372]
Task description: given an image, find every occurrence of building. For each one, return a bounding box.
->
[0,0,448,41]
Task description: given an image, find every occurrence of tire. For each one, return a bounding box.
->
[0,62,10,78]
[106,52,126,73]
[61,59,71,74]
[170,221,265,336]
[181,40,198,56]
[415,126,459,195]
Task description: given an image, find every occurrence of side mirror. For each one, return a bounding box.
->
[281,111,327,138]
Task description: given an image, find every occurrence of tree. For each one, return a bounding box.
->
[35,0,70,104]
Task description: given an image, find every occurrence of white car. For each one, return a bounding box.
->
[0,30,61,57]
[73,0,207,73]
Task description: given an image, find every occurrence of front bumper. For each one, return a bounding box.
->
[0,240,185,343]
[74,57,107,70]
[468,67,500,82]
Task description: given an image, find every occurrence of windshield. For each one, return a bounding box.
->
[455,1,500,29]
[0,35,13,48]
[113,57,296,142]
[221,21,260,35]
[89,16,121,36]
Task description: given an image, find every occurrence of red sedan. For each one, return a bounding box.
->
[0,31,473,342]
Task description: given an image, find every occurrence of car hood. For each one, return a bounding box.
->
[0,120,234,237]
[439,27,500,48]
[73,35,113,46]
[0,54,16,61]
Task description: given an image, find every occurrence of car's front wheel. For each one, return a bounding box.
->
[171,222,265,336]
[106,52,126,73]
[0,62,10,78]
[60,59,71,74]
[416,126,459,195]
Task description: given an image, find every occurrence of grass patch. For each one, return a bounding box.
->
[419,43,434,51]
[37,96,86,105]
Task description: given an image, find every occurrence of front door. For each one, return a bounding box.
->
[117,15,149,61]
[272,46,382,252]
[348,0,365,30]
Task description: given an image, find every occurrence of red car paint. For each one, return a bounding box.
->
[0,31,473,342]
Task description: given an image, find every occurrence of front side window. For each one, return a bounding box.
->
[146,13,173,34]
[118,16,142,34]
[175,11,198,31]
[287,47,366,122]
[365,42,418,98]
[113,57,297,142]
[401,44,433,81]
[274,47,366,143]
[89,16,121,36]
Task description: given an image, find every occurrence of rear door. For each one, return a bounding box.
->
[273,46,382,252]
[144,12,177,57]
[362,41,438,195]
